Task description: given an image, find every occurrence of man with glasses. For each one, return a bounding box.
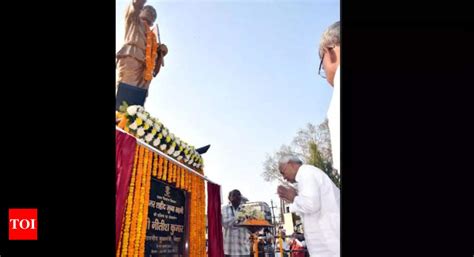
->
[277,155,340,257]
[318,21,341,174]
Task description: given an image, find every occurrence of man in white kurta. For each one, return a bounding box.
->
[327,64,340,172]
[277,156,340,257]
[318,21,341,173]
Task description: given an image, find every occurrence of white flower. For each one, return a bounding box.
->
[154,123,162,132]
[137,106,144,113]
[162,129,168,137]
[160,144,167,151]
[167,148,175,155]
[153,138,160,147]
[146,119,153,126]
[188,159,194,165]
[129,122,138,130]
[142,111,150,120]
[127,106,138,116]
[173,151,180,157]
[170,133,175,140]
[145,133,154,142]
[137,127,145,137]
[177,156,183,161]
[136,112,145,121]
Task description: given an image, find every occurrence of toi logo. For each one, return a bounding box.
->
[9,208,38,240]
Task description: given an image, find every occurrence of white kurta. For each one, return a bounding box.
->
[327,65,341,173]
[289,165,340,257]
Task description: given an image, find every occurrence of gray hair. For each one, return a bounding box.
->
[143,5,157,23]
[278,155,303,165]
[319,21,340,58]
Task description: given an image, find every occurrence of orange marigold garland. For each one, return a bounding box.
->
[167,161,173,183]
[144,25,158,81]
[134,147,149,257]
[127,146,145,257]
[173,164,178,184]
[134,148,152,257]
[168,162,174,184]
[191,173,207,257]
[188,171,192,192]
[119,146,140,257]
[117,112,129,130]
[137,150,153,257]
[162,159,168,182]
[152,153,158,177]
[176,166,181,189]
[181,167,185,189]
[157,155,163,179]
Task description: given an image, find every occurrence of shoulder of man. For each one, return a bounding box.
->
[300,164,325,175]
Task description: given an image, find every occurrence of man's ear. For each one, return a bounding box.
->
[329,48,338,63]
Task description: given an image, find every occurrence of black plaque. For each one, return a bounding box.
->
[145,178,187,257]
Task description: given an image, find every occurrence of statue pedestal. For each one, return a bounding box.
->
[116,82,148,110]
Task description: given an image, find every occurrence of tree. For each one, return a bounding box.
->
[262,119,340,189]
[308,141,340,189]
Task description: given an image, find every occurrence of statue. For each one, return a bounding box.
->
[116,0,168,109]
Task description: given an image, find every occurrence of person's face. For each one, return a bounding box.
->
[139,9,155,27]
[279,162,297,183]
[229,192,241,207]
[320,45,340,86]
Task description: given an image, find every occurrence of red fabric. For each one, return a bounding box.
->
[207,182,225,257]
[290,240,305,257]
[116,130,137,248]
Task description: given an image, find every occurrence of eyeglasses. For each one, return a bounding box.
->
[318,58,326,78]
[318,46,335,79]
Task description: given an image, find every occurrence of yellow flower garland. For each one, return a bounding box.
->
[119,146,139,257]
[138,150,153,256]
[127,146,145,257]
[134,148,149,257]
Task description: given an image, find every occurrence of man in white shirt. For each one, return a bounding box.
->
[277,155,340,257]
[318,21,341,173]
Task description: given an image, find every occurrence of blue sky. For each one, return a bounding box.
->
[116,0,339,212]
